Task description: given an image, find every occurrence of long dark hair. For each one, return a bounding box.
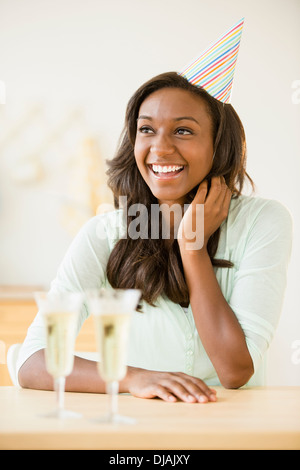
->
[106,72,254,307]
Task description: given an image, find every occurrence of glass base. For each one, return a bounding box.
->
[40,408,82,419]
[92,413,136,425]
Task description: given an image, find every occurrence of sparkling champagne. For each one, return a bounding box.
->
[94,313,131,382]
[44,311,78,379]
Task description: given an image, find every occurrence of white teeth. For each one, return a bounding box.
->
[151,164,184,173]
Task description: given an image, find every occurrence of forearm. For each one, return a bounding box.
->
[17,350,217,403]
[18,349,134,393]
[18,349,102,392]
[181,248,254,388]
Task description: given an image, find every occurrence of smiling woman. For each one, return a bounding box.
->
[106,72,251,307]
[17,70,292,400]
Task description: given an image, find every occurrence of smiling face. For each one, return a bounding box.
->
[134,87,214,206]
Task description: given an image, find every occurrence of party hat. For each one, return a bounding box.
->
[180,18,244,103]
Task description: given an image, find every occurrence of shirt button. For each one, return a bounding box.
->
[187,350,193,356]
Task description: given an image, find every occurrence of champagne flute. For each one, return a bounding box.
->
[87,288,141,424]
[34,291,84,419]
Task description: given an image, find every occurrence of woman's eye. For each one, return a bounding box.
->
[138,126,154,134]
[176,128,193,135]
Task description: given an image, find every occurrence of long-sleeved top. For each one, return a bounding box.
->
[16,195,293,387]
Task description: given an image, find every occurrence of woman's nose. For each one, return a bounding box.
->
[150,134,175,157]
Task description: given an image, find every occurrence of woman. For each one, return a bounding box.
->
[17,72,292,403]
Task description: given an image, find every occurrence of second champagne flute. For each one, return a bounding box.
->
[87,288,141,424]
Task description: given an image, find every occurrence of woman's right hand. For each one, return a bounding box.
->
[123,367,217,403]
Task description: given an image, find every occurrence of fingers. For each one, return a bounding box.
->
[155,372,217,404]
[128,369,217,404]
[175,373,217,403]
[209,175,231,204]
[195,179,208,204]
[151,384,177,403]
[206,175,232,218]
[196,176,231,206]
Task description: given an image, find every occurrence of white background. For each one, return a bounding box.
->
[0,0,299,385]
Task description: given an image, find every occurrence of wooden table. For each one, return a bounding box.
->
[0,386,299,450]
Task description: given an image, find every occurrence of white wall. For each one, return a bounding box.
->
[0,0,299,385]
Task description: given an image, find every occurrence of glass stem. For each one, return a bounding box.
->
[54,376,65,413]
[106,381,119,420]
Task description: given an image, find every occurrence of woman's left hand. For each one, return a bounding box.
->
[178,176,232,253]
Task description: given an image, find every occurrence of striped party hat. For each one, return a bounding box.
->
[180,18,244,103]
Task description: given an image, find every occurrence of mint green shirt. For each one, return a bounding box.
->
[17,195,293,387]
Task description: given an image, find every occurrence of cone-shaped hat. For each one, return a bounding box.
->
[180,18,244,103]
